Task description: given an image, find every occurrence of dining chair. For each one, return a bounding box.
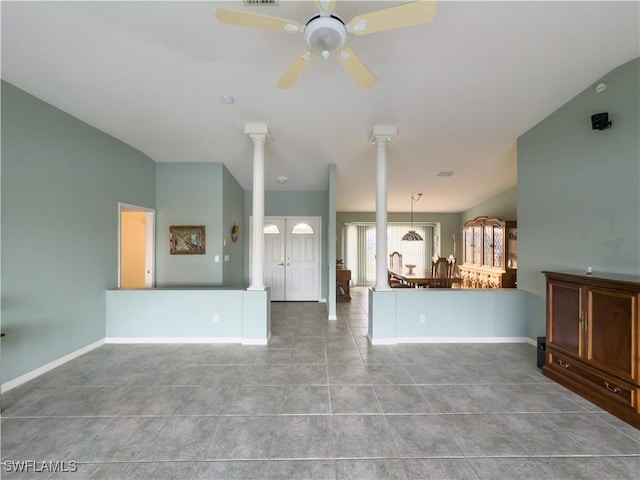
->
[431,255,452,288]
[389,251,411,288]
[447,255,461,288]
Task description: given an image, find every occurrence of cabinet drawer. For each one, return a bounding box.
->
[548,350,638,411]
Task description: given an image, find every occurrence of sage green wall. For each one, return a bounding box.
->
[518,58,640,338]
[243,191,330,298]
[155,163,225,287]
[461,186,517,224]
[336,212,463,260]
[369,289,530,342]
[1,81,156,384]
[222,166,245,288]
[106,288,270,343]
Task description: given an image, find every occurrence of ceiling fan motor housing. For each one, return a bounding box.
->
[304,15,347,60]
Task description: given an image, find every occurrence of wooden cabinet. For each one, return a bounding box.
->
[543,271,640,428]
[458,216,517,288]
[336,269,351,301]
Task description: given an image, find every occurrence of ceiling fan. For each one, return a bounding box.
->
[215,0,437,89]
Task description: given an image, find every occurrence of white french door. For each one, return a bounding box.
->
[264,218,286,300]
[254,216,321,301]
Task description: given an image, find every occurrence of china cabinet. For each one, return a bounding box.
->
[458,216,517,288]
[543,271,640,428]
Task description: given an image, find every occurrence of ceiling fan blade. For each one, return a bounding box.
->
[216,8,302,33]
[347,0,437,36]
[314,0,336,13]
[276,50,315,89]
[336,48,377,89]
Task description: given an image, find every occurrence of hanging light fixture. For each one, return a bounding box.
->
[402,193,424,241]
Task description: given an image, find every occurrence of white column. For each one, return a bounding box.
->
[245,124,270,291]
[371,126,397,291]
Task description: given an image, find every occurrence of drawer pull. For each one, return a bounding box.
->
[558,359,570,368]
[604,382,620,394]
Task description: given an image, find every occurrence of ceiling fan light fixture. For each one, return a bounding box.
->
[304,16,346,59]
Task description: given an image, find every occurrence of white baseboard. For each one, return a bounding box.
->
[396,336,533,344]
[369,336,398,345]
[242,336,269,345]
[369,336,534,345]
[328,314,337,321]
[105,337,243,344]
[319,298,327,303]
[1,339,105,393]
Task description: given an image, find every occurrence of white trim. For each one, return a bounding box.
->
[319,298,327,303]
[117,202,155,289]
[242,337,268,345]
[328,314,337,321]
[395,336,533,344]
[369,336,398,345]
[105,337,242,344]
[525,337,537,346]
[1,339,105,393]
[144,211,155,288]
[369,336,533,345]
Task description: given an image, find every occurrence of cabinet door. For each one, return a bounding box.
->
[482,225,492,267]
[464,228,474,264]
[587,288,638,383]
[548,280,583,357]
[472,226,482,265]
[493,225,504,268]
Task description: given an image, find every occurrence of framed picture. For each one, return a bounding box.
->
[170,225,206,255]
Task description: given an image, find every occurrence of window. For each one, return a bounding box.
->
[291,223,314,235]
[264,223,280,234]
[344,223,434,285]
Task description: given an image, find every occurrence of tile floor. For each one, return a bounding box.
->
[1,287,639,479]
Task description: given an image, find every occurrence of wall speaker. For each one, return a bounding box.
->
[591,112,612,130]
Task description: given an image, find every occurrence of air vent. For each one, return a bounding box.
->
[243,0,279,6]
[437,171,455,177]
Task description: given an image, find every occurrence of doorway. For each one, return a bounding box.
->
[254,216,321,301]
[118,202,155,288]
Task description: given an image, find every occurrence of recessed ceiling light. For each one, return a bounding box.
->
[276,176,288,184]
[437,171,454,177]
[220,94,234,105]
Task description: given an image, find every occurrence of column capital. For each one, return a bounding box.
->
[244,123,272,142]
[248,133,267,146]
[369,125,397,144]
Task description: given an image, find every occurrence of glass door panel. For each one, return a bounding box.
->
[473,226,482,265]
[493,225,504,267]
[483,226,492,267]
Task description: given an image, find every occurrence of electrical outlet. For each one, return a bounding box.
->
[224,255,230,262]
[213,314,219,324]
[214,255,220,262]
[419,314,426,324]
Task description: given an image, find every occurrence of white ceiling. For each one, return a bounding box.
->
[2,1,638,212]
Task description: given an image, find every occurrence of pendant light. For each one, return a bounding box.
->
[402,193,424,241]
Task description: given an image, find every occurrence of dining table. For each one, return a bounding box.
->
[388,267,458,288]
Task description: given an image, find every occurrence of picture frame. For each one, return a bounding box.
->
[170,225,206,255]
